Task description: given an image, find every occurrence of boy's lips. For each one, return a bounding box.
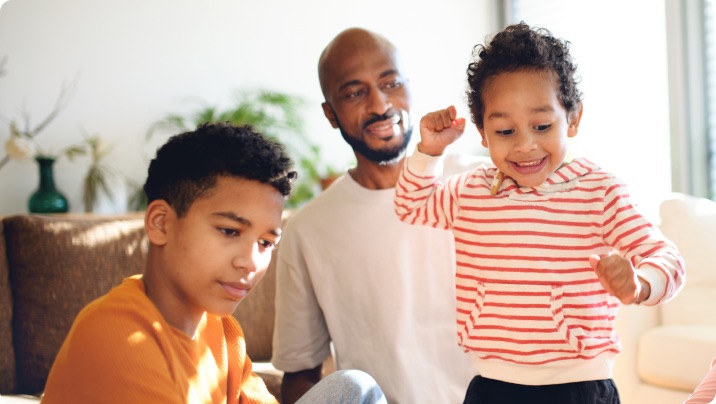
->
[511,157,547,174]
[220,281,249,300]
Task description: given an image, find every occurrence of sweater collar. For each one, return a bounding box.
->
[495,158,600,196]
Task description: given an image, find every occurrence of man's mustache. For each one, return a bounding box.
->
[363,112,397,129]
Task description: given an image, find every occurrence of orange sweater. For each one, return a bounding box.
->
[42,276,277,404]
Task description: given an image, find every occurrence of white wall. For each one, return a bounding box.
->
[0,0,497,215]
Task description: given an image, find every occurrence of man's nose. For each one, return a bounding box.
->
[365,89,392,115]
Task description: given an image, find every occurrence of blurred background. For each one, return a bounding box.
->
[0,0,712,221]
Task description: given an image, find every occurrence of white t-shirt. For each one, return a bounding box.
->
[272,155,485,404]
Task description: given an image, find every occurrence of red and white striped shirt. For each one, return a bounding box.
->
[394,151,685,385]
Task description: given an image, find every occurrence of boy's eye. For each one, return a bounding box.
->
[259,239,276,250]
[218,227,239,237]
[534,124,552,132]
[496,129,514,136]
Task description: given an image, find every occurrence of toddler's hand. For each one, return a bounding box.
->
[589,250,649,305]
[417,105,465,156]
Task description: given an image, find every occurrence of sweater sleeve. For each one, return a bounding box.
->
[600,178,685,305]
[394,147,465,230]
[684,358,716,404]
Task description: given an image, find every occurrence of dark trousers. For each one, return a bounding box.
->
[463,376,621,404]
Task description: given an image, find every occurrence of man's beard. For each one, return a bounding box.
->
[336,114,413,165]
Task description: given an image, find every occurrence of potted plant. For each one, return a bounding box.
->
[143,88,338,208]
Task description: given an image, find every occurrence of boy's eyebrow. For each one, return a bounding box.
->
[212,212,282,237]
[337,69,399,92]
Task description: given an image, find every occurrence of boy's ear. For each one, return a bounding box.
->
[567,102,584,138]
[322,102,340,129]
[477,126,488,148]
[145,200,172,246]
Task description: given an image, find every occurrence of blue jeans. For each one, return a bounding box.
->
[463,376,621,404]
[296,370,387,404]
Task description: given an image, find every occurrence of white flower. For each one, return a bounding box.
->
[5,135,36,160]
[93,137,111,159]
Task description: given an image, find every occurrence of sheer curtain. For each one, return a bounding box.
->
[707,0,716,199]
[502,0,672,221]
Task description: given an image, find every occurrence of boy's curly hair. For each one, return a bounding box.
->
[143,122,297,217]
[466,22,583,128]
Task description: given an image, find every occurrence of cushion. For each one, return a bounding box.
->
[637,324,716,391]
[232,256,277,362]
[0,394,42,403]
[659,193,716,325]
[4,214,146,394]
[0,219,17,394]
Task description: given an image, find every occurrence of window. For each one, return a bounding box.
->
[664,0,712,199]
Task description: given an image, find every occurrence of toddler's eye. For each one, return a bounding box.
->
[534,124,552,132]
[496,129,514,136]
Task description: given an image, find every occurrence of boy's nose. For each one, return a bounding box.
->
[513,131,537,153]
[232,243,260,273]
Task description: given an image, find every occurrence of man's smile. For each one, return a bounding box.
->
[365,115,401,138]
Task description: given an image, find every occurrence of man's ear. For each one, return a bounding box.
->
[477,126,488,148]
[145,200,172,246]
[567,102,584,138]
[322,102,339,129]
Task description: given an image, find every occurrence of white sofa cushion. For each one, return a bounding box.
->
[0,394,41,403]
[638,324,716,391]
[659,193,716,325]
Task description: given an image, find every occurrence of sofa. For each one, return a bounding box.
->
[613,192,716,403]
[2,193,714,404]
[0,212,291,403]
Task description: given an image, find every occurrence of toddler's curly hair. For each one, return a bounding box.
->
[466,22,583,128]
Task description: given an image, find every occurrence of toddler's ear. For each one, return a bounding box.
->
[567,103,584,138]
[145,200,171,246]
[477,126,488,148]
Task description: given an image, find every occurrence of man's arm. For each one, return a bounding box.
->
[281,364,323,404]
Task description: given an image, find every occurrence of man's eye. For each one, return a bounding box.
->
[496,129,514,136]
[534,124,552,132]
[345,89,364,99]
[219,228,239,237]
[383,80,402,90]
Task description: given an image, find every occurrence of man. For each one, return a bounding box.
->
[271,28,478,404]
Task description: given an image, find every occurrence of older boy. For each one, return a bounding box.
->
[42,123,385,403]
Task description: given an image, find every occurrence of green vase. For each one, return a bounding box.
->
[28,157,69,213]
